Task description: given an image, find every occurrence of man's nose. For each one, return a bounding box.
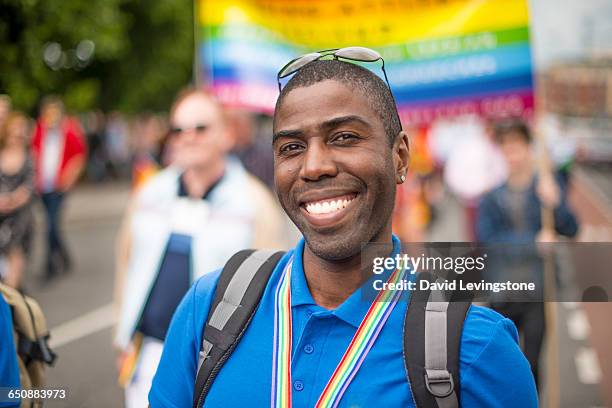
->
[299,140,338,181]
[180,128,199,142]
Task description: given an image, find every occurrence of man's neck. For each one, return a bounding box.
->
[182,160,225,199]
[507,162,534,191]
[302,232,393,310]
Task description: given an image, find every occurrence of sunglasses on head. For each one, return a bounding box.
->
[277,46,402,131]
[277,46,391,90]
[169,124,209,136]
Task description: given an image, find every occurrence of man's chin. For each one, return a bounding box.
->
[303,231,362,262]
[296,217,365,261]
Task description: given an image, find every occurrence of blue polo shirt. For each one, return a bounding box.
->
[150,237,537,407]
[0,295,20,408]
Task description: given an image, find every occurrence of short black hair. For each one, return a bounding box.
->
[493,118,532,144]
[274,59,402,146]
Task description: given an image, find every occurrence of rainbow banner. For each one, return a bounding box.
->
[197,0,533,125]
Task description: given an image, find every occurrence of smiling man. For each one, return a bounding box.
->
[149,56,537,408]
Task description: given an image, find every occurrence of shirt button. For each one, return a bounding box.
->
[293,380,304,391]
[303,344,314,354]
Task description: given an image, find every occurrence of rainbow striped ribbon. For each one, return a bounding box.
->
[271,257,405,408]
[271,259,293,408]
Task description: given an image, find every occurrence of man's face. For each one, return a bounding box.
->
[273,80,407,261]
[42,103,63,128]
[169,94,231,170]
[498,132,531,173]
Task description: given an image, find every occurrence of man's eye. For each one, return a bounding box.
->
[333,133,358,143]
[279,143,303,154]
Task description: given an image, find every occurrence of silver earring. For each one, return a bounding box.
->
[399,174,406,183]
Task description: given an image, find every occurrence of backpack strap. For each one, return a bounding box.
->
[0,283,56,367]
[404,274,472,408]
[192,249,285,408]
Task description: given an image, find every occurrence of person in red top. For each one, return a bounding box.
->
[31,96,86,282]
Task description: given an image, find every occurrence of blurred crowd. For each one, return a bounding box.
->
[0,84,584,406]
[392,113,578,242]
[0,94,87,290]
[0,91,284,291]
[393,114,580,394]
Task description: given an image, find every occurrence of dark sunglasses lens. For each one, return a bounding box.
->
[335,46,381,62]
[194,124,208,133]
[278,53,322,78]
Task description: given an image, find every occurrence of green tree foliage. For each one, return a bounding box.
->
[0,0,193,114]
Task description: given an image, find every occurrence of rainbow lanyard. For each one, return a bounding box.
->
[271,257,405,408]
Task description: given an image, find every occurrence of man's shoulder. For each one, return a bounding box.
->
[481,182,507,201]
[460,304,518,367]
[134,167,180,203]
[245,171,273,196]
[463,304,517,343]
[191,249,293,307]
[458,305,537,404]
[192,268,223,302]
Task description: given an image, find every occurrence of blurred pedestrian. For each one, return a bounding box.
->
[83,110,108,182]
[0,112,34,289]
[442,115,508,240]
[106,111,130,179]
[31,96,87,282]
[114,88,288,408]
[476,119,579,389]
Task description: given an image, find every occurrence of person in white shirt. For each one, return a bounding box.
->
[114,88,291,408]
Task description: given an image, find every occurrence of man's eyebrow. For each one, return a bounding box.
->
[272,129,303,144]
[321,115,372,131]
[272,115,371,144]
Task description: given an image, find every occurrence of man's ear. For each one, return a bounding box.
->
[393,130,410,181]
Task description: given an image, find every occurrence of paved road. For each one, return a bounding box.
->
[24,182,129,408]
[21,184,608,407]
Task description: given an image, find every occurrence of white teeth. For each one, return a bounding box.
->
[305,196,355,215]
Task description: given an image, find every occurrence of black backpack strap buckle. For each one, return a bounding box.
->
[425,369,455,398]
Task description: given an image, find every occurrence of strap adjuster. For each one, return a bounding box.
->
[424,371,455,398]
[17,334,56,366]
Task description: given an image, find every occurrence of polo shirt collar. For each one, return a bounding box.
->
[290,238,318,307]
[290,235,402,328]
